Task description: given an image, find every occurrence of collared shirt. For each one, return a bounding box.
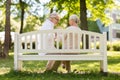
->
[38,19,55,55]
[40,19,54,30]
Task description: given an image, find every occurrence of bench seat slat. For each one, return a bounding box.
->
[19,49,101,53]
[18,54,103,61]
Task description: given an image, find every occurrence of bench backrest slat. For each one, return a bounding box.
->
[15,29,105,54]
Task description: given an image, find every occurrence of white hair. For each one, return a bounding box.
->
[49,12,59,18]
[69,14,79,24]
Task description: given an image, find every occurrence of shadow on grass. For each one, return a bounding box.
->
[108,56,120,65]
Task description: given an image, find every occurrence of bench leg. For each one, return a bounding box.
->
[100,59,108,76]
[18,60,23,71]
[14,60,22,71]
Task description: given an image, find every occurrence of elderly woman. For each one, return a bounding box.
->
[62,14,81,73]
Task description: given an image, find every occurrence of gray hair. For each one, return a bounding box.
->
[49,12,59,18]
[69,14,80,24]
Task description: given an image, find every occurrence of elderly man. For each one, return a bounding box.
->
[40,13,60,30]
[38,13,61,72]
[38,13,60,55]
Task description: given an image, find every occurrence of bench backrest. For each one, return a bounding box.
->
[14,29,106,54]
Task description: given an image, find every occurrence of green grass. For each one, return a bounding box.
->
[0,52,120,80]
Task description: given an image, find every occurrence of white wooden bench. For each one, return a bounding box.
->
[14,29,107,73]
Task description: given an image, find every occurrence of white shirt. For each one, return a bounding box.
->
[38,19,55,55]
[66,26,81,30]
[40,19,54,30]
[64,26,81,49]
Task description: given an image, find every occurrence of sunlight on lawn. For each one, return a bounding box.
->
[0,67,10,75]
[107,51,120,72]
[0,53,13,75]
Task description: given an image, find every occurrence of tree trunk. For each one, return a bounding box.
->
[19,0,25,33]
[67,13,70,27]
[0,41,3,57]
[3,0,11,58]
[80,0,89,49]
[50,8,53,13]
[80,0,88,30]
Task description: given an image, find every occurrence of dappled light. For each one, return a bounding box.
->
[0,52,120,79]
[0,67,11,75]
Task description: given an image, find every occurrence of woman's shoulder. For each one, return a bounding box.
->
[66,26,81,30]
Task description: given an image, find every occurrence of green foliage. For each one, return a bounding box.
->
[0,20,5,31]
[116,19,120,24]
[0,2,5,31]
[10,0,44,33]
[86,0,114,26]
[95,41,120,51]
[23,15,42,32]
[47,0,80,28]
[107,41,120,51]
[107,42,111,51]
[50,0,80,13]
[0,0,118,32]
[48,0,115,27]
[112,41,120,51]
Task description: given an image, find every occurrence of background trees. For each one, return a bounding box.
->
[0,0,117,58]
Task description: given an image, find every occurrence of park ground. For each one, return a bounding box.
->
[0,51,120,80]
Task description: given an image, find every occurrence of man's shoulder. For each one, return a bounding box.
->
[41,19,54,30]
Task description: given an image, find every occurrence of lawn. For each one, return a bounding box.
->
[0,51,120,80]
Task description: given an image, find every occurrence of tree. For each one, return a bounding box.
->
[47,0,80,28]
[3,0,11,58]
[47,0,115,27]
[86,0,114,25]
[12,0,43,33]
[23,15,41,32]
[80,0,88,30]
[19,0,25,33]
[80,0,89,49]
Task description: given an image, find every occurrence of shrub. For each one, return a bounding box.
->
[107,42,111,51]
[107,41,120,51]
[85,41,120,51]
[112,41,120,51]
